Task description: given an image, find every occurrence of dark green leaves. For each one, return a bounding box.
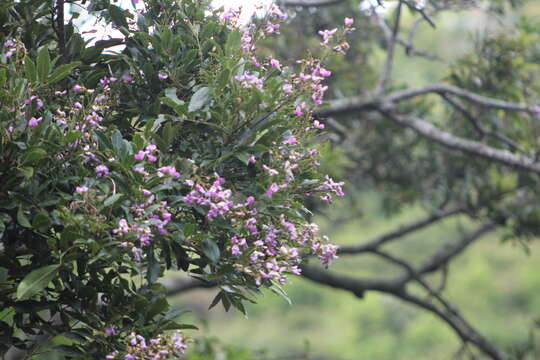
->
[188,87,211,112]
[16,265,60,300]
[201,238,220,263]
[36,47,51,83]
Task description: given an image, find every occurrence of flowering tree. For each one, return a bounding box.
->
[0,0,351,358]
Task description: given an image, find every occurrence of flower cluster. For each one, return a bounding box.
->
[106,332,188,360]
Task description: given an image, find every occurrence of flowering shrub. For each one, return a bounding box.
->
[0,0,351,357]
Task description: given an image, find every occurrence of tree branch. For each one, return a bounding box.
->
[339,207,464,254]
[381,110,540,175]
[375,1,403,94]
[415,222,497,275]
[163,276,216,296]
[316,83,538,117]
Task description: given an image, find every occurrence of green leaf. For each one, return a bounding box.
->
[188,87,211,112]
[183,223,197,238]
[22,147,48,165]
[201,238,220,263]
[225,31,241,56]
[24,56,37,84]
[32,211,51,231]
[46,61,81,85]
[17,207,31,228]
[37,47,51,83]
[164,88,184,105]
[61,131,84,145]
[19,166,34,179]
[108,5,129,29]
[217,68,230,88]
[103,193,123,207]
[146,297,169,320]
[16,264,60,300]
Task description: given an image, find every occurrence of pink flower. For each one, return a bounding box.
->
[319,68,332,77]
[122,75,134,83]
[28,117,42,127]
[295,102,306,116]
[73,84,83,92]
[248,155,256,164]
[246,196,255,205]
[282,84,293,93]
[313,120,325,129]
[95,165,110,177]
[134,150,146,161]
[158,72,168,80]
[266,183,280,196]
[318,28,338,45]
[344,17,354,26]
[75,186,89,194]
[270,58,281,70]
[158,166,180,178]
[282,136,297,145]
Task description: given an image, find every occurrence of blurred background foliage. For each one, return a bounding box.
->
[170,0,540,358]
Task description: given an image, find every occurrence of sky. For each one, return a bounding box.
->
[73,0,274,46]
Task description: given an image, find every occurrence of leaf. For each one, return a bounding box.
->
[17,207,31,228]
[16,264,60,300]
[164,87,184,105]
[32,211,51,231]
[217,68,230,88]
[103,194,123,207]
[36,47,51,83]
[22,147,48,165]
[183,223,197,238]
[24,56,37,84]
[225,31,241,56]
[188,87,211,112]
[108,5,129,29]
[201,238,220,263]
[146,297,169,320]
[19,166,34,179]
[46,61,81,85]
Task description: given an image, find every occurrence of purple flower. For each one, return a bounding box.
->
[266,183,280,196]
[73,84,83,92]
[282,136,297,145]
[158,166,180,178]
[134,150,146,161]
[344,17,354,26]
[158,72,168,80]
[318,28,338,45]
[122,75,134,83]
[28,117,42,127]
[313,120,325,130]
[270,58,281,70]
[295,102,305,116]
[95,165,110,177]
[75,186,89,194]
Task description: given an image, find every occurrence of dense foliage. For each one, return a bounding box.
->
[0,0,351,357]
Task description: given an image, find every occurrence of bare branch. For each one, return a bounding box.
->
[317,84,538,117]
[386,84,537,112]
[339,207,464,254]
[375,1,403,94]
[370,249,507,360]
[163,276,216,296]
[416,222,497,275]
[442,94,528,155]
[299,264,403,298]
[382,111,540,175]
